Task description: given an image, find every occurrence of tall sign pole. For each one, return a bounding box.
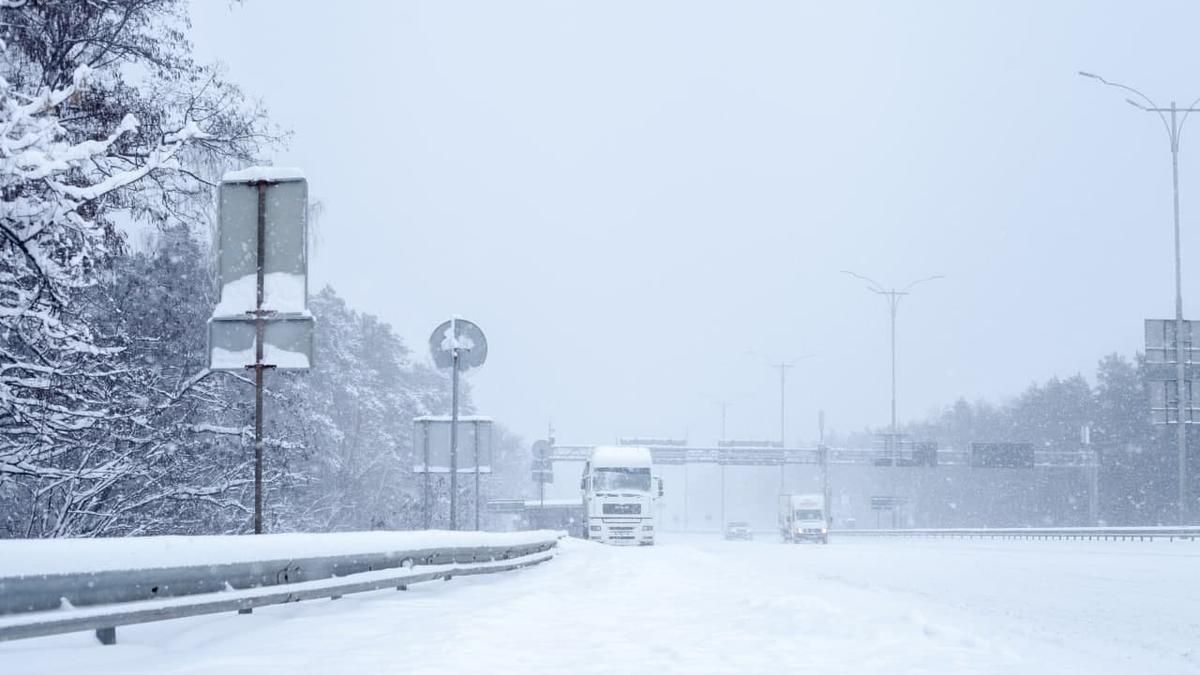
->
[449,340,460,530]
[474,416,482,530]
[774,362,793,493]
[252,182,270,534]
[210,167,313,536]
[430,318,488,531]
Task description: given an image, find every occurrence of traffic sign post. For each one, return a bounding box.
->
[414,416,492,529]
[531,440,553,511]
[1145,318,1199,522]
[428,318,487,530]
[209,167,312,535]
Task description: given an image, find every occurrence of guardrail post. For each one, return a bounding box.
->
[95,627,116,645]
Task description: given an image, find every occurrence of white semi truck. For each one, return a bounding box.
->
[778,493,829,544]
[581,446,662,545]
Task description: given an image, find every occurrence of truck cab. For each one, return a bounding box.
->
[779,494,829,544]
[581,446,661,546]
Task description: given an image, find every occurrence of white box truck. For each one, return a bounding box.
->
[778,493,829,544]
[581,446,662,545]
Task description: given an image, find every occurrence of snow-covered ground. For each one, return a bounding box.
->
[2,534,1197,674]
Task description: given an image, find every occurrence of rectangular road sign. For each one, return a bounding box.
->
[1145,319,1200,366]
[1148,380,1200,424]
[215,170,308,318]
[970,442,1034,469]
[1144,320,1200,424]
[209,314,314,370]
[870,496,907,510]
[413,417,493,473]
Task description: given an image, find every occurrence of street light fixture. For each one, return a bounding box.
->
[841,270,943,455]
[1080,70,1200,525]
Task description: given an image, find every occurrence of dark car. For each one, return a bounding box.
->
[724,521,753,540]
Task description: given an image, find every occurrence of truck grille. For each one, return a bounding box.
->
[603,503,642,515]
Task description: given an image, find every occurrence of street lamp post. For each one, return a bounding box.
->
[774,362,792,493]
[774,362,793,449]
[1080,71,1200,525]
[841,271,943,464]
[746,351,813,493]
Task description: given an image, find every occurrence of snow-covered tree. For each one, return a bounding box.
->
[0,3,529,537]
[0,49,202,480]
[0,0,275,536]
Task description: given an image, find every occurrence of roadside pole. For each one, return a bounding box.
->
[209,168,313,538]
[428,318,488,531]
[450,341,460,530]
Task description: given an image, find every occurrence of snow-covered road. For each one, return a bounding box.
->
[3,534,1198,674]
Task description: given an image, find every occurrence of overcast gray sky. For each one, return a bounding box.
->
[190,1,1200,447]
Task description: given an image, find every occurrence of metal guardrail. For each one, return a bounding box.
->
[835,526,1200,542]
[0,536,561,645]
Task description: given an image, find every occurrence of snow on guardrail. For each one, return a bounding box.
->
[0,529,563,577]
[0,530,564,645]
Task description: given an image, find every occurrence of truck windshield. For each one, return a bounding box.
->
[795,509,823,520]
[593,467,651,492]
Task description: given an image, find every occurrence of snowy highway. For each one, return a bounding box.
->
[4,534,1198,675]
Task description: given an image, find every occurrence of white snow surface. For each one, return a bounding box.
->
[2,535,1198,674]
[0,530,562,577]
[222,166,305,183]
[590,445,652,468]
[213,272,307,317]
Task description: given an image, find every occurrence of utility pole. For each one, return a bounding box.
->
[543,421,554,511]
[775,362,793,492]
[721,400,728,443]
[718,401,727,531]
[841,270,943,465]
[1080,71,1200,525]
[745,352,812,493]
[775,362,792,448]
[819,410,831,527]
[249,182,277,535]
[449,346,460,531]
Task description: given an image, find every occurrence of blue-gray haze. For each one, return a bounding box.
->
[191,1,1200,447]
